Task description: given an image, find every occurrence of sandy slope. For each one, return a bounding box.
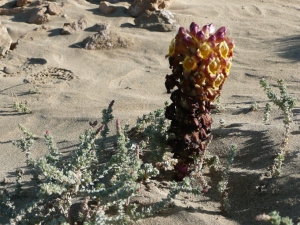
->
[0,0,300,224]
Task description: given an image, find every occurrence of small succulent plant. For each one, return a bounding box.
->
[260,78,296,177]
[256,211,298,225]
[165,22,234,180]
[1,102,205,224]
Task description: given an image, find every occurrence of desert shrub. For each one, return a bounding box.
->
[0,101,209,224]
[260,78,296,177]
[256,211,300,225]
[255,79,298,224]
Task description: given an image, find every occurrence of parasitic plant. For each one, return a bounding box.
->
[165,22,234,180]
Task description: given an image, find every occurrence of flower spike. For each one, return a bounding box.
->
[165,22,234,180]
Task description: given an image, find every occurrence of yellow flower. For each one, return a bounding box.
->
[214,73,225,89]
[183,56,198,71]
[207,57,221,75]
[224,59,232,76]
[219,41,229,59]
[194,72,206,86]
[199,42,212,59]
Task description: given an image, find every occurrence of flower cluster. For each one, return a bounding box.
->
[165,22,234,180]
[166,22,234,101]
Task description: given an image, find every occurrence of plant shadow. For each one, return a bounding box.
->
[273,35,300,61]
[230,172,300,224]
[211,126,274,171]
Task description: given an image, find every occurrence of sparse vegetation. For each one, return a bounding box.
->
[0,102,213,224]
[219,118,226,128]
[250,101,259,111]
[13,100,31,114]
[29,86,41,94]
[1,19,299,225]
[254,79,298,224]
[260,78,296,177]
[218,144,237,213]
[256,211,300,225]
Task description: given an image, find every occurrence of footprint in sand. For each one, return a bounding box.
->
[24,67,77,85]
[2,57,77,85]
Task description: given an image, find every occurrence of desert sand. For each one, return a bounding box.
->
[0,0,300,224]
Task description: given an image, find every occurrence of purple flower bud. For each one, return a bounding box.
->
[195,30,205,42]
[189,22,200,37]
[202,25,209,35]
[207,34,216,45]
[215,31,225,42]
[178,27,187,37]
[45,130,50,135]
[182,35,195,48]
[202,23,215,35]
[208,23,215,34]
[214,26,227,35]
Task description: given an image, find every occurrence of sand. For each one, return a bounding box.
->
[0,0,300,224]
